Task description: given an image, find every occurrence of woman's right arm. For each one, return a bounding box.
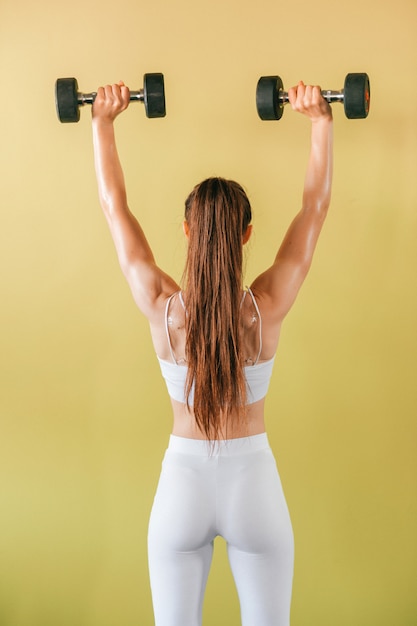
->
[251,82,333,324]
[92,83,178,319]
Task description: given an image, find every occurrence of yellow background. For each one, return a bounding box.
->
[1,0,416,624]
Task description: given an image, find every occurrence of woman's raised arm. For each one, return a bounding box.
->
[92,82,178,319]
[251,82,333,323]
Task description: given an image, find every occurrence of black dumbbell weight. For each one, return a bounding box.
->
[55,73,166,123]
[256,73,370,120]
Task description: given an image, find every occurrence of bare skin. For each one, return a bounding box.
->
[91,81,333,440]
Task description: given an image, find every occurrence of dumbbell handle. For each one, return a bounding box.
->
[278,89,344,105]
[78,90,144,106]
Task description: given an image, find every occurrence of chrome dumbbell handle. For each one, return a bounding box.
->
[277,89,344,105]
[77,90,145,105]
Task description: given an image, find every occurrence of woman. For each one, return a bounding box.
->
[91,80,333,626]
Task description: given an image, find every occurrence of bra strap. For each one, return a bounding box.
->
[178,291,186,310]
[246,287,263,365]
[164,292,179,365]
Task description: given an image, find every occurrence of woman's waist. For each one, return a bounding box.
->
[170,398,266,441]
[167,432,270,457]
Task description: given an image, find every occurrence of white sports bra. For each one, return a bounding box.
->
[157,288,275,405]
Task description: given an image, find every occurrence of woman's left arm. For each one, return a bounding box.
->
[92,82,178,319]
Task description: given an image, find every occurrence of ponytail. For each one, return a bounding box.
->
[183,177,252,439]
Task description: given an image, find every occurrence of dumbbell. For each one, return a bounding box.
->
[256,73,370,120]
[55,73,166,123]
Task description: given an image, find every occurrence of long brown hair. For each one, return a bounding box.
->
[183,177,252,439]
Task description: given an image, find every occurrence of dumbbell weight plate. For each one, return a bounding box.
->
[55,78,80,123]
[343,73,370,119]
[143,73,166,118]
[256,76,284,120]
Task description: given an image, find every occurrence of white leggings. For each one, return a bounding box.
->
[148,433,294,626]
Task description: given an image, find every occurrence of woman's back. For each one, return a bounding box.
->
[155,287,279,440]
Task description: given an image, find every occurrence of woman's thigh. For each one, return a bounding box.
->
[219,449,294,626]
[147,451,216,626]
